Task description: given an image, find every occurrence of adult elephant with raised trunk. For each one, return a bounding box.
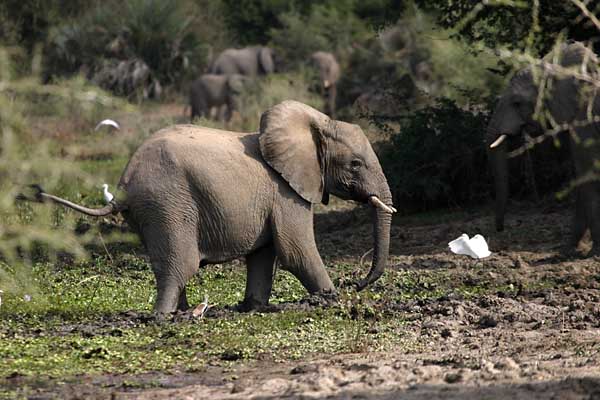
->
[487,42,600,256]
[24,101,395,314]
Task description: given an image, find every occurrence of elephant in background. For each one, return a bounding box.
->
[28,101,395,314]
[487,42,600,256]
[210,46,275,76]
[310,51,340,118]
[189,74,248,122]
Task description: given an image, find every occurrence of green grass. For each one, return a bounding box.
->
[0,255,412,380]
[1,246,557,384]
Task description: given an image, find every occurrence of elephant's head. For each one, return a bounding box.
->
[310,51,340,89]
[257,47,275,75]
[487,42,597,231]
[259,101,394,290]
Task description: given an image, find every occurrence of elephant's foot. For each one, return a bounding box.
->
[236,298,276,312]
[557,244,582,260]
[587,246,600,258]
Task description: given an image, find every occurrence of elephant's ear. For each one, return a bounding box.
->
[259,47,274,74]
[259,101,330,204]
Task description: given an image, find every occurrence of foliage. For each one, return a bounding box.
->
[270,4,369,67]
[0,0,91,53]
[340,9,503,117]
[228,72,323,132]
[377,98,492,210]
[222,0,404,46]
[44,0,205,97]
[415,0,598,55]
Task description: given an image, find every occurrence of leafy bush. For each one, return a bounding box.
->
[340,9,504,116]
[377,98,492,211]
[44,0,205,98]
[0,46,131,295]
[270,4,369,67]
[236,72,323,131]
[376,96,575,213]
[192,72,323,132]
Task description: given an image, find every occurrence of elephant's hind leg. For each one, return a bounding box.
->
[241,244,276,311]
[143,225,200,314]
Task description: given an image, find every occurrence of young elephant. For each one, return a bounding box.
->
[28,101,395,314]
[487,42,600,255]
[189,74,247,122]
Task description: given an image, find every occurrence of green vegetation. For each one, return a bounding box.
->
[1,1,598,395]
[1,251,546,381]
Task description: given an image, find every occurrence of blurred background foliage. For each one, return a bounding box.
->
[0,0,596,282]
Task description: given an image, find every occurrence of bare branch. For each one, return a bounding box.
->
[570,0,600,32]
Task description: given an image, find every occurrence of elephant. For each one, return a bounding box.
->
[25,101,395,314]
[189,74,248,122]
[487,42,600,256]
[210,46,275,76]
[310,51,340,118]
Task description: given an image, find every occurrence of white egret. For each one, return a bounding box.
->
[102,184,114,204]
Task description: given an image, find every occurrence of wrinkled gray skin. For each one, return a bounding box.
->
[310,51,340,118]
[189,74,248,122]
[487,42,600,255]
[210,46,275,76]
[38,101,393,314]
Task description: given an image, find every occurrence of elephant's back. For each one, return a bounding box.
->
[212,48,254,76]
[120,125,266,187]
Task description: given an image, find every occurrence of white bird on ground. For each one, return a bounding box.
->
[102,184,114,204]
[94,119,120,131]
[448,234,491,259]
[0,289,3,310]
[192,295,211,318]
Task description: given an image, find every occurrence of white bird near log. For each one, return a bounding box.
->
[102,184,114,204]
[192,295,211,318]
[95,119,120,131]
[448,234,491,259]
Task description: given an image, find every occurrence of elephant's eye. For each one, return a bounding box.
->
[350,159,363,171]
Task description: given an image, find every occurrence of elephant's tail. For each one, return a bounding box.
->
[16,184,125,216]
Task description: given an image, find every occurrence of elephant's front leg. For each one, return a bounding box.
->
[271,201,335,295]
[241,244,276,310]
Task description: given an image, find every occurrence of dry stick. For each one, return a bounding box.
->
[571,0,600,32]
[98,231,114,265]
[359,248,374,268]
[507,116,600,158]
[78,275,101,285]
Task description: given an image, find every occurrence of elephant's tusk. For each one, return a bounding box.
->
[369,196,396,213]
[323,79,331,88]
[489,134,507,149]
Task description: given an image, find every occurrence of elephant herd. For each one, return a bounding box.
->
[188,46,340,121]
[22,41,599,316]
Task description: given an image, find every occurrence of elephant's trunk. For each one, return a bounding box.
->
[356,187,393,291]
[487,134,509,232]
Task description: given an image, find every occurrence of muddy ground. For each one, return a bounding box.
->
[5,199,600,399]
